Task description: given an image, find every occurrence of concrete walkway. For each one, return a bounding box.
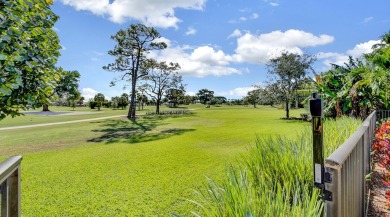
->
[0,115,126,131]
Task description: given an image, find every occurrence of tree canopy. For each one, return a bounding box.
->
[143,60,181,114]
[196,89,214,105]
[103,23,167,119]
[266,51,316,118]
[0,0,61,120]
[318,30,390,118]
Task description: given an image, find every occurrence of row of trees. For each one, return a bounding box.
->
[244,30,390,119]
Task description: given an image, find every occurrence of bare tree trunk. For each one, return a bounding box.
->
[42,104,50,112]
[156,99,160,114]
[129,77,137,119]
[285,100,290,119]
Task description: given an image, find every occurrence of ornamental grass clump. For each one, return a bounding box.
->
[192,117,361,216]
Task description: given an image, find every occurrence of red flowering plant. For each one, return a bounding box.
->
[372,121,390,207]
[373,122,390,169]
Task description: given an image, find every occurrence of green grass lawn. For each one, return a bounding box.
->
[0,104,309,216]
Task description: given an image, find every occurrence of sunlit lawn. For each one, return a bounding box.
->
[0,104,309,215]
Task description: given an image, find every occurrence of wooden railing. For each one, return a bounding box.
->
[0,156,22,217]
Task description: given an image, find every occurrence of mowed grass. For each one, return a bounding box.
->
[0,105,309,216]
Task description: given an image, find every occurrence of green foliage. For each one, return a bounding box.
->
[318,30,390,118]
[88,100,97,109]
[192,117,361,216]
[0,0,61,119]
[118,93,129,109]
[103,23,167,119]
[196,89,214,104]
[143,60,181,114]
[266,51,316,118]
[94,93,105,111]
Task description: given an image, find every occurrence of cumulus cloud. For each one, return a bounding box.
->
[228,29,242,39]
[81,88,99,100]
[317,52,349,68]
[148,39,240,77]
[185,27,197,35]
[233,29,334,64]
[317,39,380,68]
[217,87,256,98]
[346,40,380,57]
[59,0,206,28]
[270,2,279,6]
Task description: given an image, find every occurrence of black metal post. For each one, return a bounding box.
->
[310,92,324,189]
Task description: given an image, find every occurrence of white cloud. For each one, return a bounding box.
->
[81,88,99,100]
[148,39,240,77]
[317,52,349,68]
[190,46,232,65]
[217,87,255,98]
[346,40,380,57]
[230,12,259,23]
[91,57,100,61]
[59,0,206,28]
[153,37,172,47]
[185,27,197,35]
[317,39,380,68]
[362,17,373,23]
[270,2,279,6]
[233,29,334,64]
[228,29,242,39]
[186,91,196,96]
[52,27,60,32]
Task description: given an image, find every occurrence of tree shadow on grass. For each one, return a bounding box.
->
[88,114,195,144]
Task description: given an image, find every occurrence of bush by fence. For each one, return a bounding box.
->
[145,110,190,116]
[191,117,361,216]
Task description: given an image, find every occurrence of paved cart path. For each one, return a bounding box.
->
[0,115,126,131]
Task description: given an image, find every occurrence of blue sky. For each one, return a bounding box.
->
[52,0,390,100]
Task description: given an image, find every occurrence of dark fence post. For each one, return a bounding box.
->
[310,92,324,188]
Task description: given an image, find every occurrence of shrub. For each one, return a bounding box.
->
[191,117,361,216]
[145,110,190,115]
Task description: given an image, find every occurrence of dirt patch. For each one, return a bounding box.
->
[368,163,390,216]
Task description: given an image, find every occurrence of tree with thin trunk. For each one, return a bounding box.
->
[245,89,261,108]
[266,51,316,118]
[144,60,181,114]
[42,68,80,111]
[166,75,186,108]
[103,24,167,119]
[137,83,149,110]
[196,89,214,105]
[94,93,105,111]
